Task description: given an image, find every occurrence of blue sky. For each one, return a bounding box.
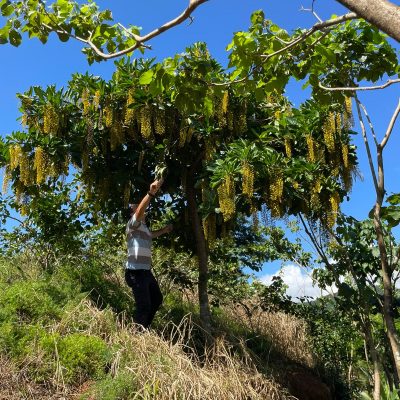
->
[1,0,400,289]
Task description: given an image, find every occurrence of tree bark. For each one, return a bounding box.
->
[335,0,400,43]
[374,147,400,381]
[365,321,381,400]
[186,169,213,335]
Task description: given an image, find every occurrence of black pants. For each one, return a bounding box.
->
[125,269,163,329]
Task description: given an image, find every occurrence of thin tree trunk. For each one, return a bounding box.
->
[374,147,400,380]
[335,0,400,43]
[186,169,213,335]
[364,314,382,400]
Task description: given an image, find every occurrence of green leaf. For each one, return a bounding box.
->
[139,70,154,85]
[1,1,13,17]
[9,29,21,47]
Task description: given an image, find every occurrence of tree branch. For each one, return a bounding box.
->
[381,98,400,149]
[354,95,379,192]
[319,79,400,92]
[43,0,208,60]
[260,12,357,61]
[359,103,379,147]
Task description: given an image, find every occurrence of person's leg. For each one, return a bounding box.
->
[147,271,163,327]
[125,269,152,328]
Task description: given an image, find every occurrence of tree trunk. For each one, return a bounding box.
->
[335,0,400,43]
[186,169,213,335]
[364,314,382,400]
[374,147,400,381]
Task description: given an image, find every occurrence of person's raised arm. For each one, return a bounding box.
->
[134,179,163,221]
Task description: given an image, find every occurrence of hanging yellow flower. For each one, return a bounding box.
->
[93,90,101,110]
[342,143,349,169]
[19,150,32,186]
[33,147,48,184]
[327,192,340,228]
[124,89,136,126]
[140,105,153,140]
[242,161,254,199]
[284,138,292,159]
[2,166,11,195]
[81,89,90,116]
[306,135,315,163]
[104,104,113,128]
[343,96,353,129]
[222,92,229,114]
[322,112,336,153]
[154,108,166,136]
[43,103,59,135]
[218,174,235,221]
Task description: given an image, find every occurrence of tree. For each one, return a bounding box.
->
[0,38,358,332]
[335,0,400,43]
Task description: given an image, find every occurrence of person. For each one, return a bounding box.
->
[125,179,173,329]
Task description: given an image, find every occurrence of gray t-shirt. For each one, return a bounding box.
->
[125,214,152,270]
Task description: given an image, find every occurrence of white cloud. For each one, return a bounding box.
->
[260,264,337,301]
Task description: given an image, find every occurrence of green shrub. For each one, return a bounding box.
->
[0,281,62,324]
[86,370,137,400]
[57,333,111,384]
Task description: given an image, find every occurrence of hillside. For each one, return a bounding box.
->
[0,251,337,400]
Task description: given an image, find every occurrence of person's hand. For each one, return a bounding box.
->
[164,224,173,234]
[149,179,164,195]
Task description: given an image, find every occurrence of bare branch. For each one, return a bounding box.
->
[381,98,400,149]
[359,103,379,147]
[319,78,400,92]
[43,0,208,60]
[354,95,379,192]
[261,12,357,61]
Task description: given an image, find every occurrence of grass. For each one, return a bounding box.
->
[0,251,323,399]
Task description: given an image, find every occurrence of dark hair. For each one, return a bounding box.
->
[126,203,138,220]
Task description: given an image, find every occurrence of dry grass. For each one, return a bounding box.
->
[97,316,296,400]
[223,303,316,369]
[0,298,299,400]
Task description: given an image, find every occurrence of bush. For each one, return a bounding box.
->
[88,370,137,400]
[57,333,111,384]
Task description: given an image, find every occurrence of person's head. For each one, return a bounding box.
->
[126,203,146,222]
[126,203,138,220]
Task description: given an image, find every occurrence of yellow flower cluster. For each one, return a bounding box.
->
[93,90,101,110]
[203,214,216,243]
[227,110,234,131]
[322,112,336,153]
[124,89,136,126]
[242,161,254,199]
[9,145,22,170]
[43,103,59,135]
[310,179,321,209]
[140,105,152,140]
[81,89,90,116]
[306,135,315,162]
[2,166,10,195]
[110,121,125,151]
[327,192,340,229]
[284,138,292,159]
[341,143,349,169]
[269,171,284,217]
[343,96,353,129]
[218,175,235,221]
[104,105,113,128]
[33,146,48,184]
[222,92,229,114]
[154,108,166,136]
